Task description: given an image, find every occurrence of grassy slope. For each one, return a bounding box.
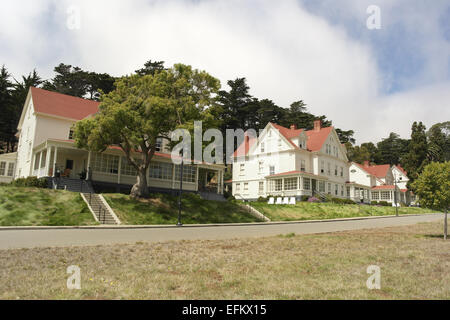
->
[250,201,436,221]
[0,222,448,299]
[104,193,260,225]
[0,186,97,226]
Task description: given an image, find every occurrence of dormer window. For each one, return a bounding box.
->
[155,138,163,152]
[261,142,265,153]
[68,129,74,140]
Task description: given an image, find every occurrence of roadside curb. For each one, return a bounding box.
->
[0,213,442,231]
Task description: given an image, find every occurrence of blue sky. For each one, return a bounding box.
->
[1,0,449,143]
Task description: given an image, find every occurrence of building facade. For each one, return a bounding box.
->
[0,87,225,195]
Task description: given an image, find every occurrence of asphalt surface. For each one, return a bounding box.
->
[0,213,443,249]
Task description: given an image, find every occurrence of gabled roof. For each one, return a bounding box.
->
[394,165,408,177]
[30,87,100,121]
[234,122,335,157]
[355,162,391,178]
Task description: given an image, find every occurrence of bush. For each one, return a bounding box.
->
[330,197,355,205]
[307,196,320,203]
[257,196,267,202]
[227,196,236,201]
[301,195,309,202]
[377,201,390,207]
[10,176,48,188]
[371,201,378,205]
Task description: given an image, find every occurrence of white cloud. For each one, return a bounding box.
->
[0,0,448,143]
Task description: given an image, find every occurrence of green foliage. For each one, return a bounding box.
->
[412,161,450,211]
[331,197,356,205]
[377,201,390,207]
[10,176,48,188]
[104,192,259,224]
[427,123,448,162]
[403,122,429,188]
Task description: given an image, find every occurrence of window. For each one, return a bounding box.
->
[240,163,245,175]
[244,183,249,191]
[300,160,306,172]
[149,162,173,180]
[40,150,47,168]
[258,161,264,174]
[284,177,297,190]
[320,161,324,174]
[269,166,275,175]
[236,183,240,192]
[327,163,331,175]
[7,163,14,177]
[175,165,196,183]
[303,178,311,190]
[335,165,338,176]
[155,138,163,152]
[346,186,350,197]
[259,181,264,194]
[261,142,265,153]
[121,157,138,176]
[34,153,40,170]
[92,153,119,174]
[335,184,338,195]
[274,179,283,191]
[268,130,272,137]
[341,185,344,196]
[319,181,325,192]
[278,139,282,147]
[0,162,5,176]
[328,183,331,194]
[68,129,74,140]
[340,167,344,177]
[372,192,380,200]
[380,191,391,200]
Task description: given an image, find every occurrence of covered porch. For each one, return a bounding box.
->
[265,172,329,198]
[346,182,371,203]
[31,139,225,195]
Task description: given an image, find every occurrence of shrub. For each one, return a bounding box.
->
[301,195,309,202]
[307,196,320,203]
[10,176,48,188]
[371,201,378,205]
[257,196,267,202]
[377,201,390,207]
[330,197,355,205]
[227,196,236,201]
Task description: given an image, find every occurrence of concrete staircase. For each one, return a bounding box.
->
[81,193,119,225]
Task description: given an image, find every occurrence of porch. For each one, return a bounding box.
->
[31,139,225,195]
[265,173,329,199]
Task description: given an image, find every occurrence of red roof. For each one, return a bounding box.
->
[266,170,322,178]
[371,185,395,190]
[356,163,390,178]
[233,122,334,157]
[31,87,100,120]
[395,165,408,176]
[233,133,258,157]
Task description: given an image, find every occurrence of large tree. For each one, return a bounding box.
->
[377,132,409,165]
[74,64,220,199]
[402,122,428,188]
[0,65,13,153]
[412,161,449,240]
[427,123,448,162]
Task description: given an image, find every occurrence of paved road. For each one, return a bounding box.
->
[0,214,444,250]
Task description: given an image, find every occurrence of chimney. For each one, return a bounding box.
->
[364,161,370,167]
[290,124,297,130]
[313,119,322,132]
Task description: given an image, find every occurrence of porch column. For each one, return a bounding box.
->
[86,151,91,181]
[195,166,199,191]
[53,146,58,177]
[45,146,51,177]
[171,164,176,189]
[118,156,122,184]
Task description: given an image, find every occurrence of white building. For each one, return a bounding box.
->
[232,121,350,200]
[0,87,225,195]
[349,161,414,205]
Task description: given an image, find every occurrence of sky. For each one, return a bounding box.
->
[1,0,449,144]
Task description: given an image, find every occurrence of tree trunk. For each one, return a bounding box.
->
[130,168,150,199]
[444,209,448,241]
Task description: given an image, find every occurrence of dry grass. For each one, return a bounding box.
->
[0,222,449,300]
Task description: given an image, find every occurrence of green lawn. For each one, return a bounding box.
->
[0,186,97,226]
[103,192,261,225]
[250,201,437,221]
